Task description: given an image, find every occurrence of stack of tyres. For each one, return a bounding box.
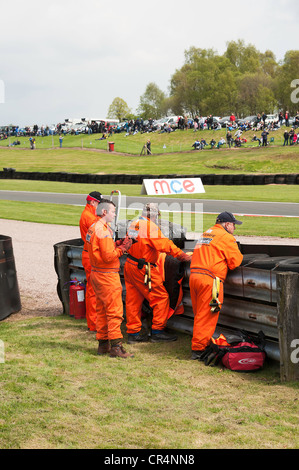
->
[0,235,21,320]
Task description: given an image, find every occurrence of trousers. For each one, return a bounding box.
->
[82,250,97,331]
[124,259,170,333]
[189,272,224,351]
[90,271,124,341]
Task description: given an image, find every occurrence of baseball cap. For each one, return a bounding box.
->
[86,191,102,203]
[216,211,242,225]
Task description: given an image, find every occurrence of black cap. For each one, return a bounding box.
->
[87,191,102,202]
[216,211,242,225]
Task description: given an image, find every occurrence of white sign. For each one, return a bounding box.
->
[141,178,205,196]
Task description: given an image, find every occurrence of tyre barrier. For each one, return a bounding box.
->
[1,169,299,185]
[0,235,21,320]
[53,230,299,381]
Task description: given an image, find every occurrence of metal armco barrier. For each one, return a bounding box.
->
[0,235,21,320]
[53,238,299,381]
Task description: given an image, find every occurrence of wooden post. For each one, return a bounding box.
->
[140,144,146,156]
[276,272,299,382]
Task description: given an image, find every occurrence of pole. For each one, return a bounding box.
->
[277,272,299,382]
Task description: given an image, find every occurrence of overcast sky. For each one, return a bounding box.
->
[0,0,298,127]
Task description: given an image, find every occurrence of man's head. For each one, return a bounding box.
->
[96,199,116,224]
[86,191,102,208]
[216,211,242,235]
[142,203,161,223]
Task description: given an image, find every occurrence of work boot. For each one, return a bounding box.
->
[191,350,205,360]
[109,342,134,359]
[97,340,110,355]
[150,329,177,343]
[127,330,149,344]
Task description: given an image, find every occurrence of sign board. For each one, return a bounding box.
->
[141,178,205,196]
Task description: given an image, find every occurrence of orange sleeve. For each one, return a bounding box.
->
[222,235,243,270]
[94,224,122,264]
[147,232,182,258]
[128,217,183,262]
[80,205,97,244]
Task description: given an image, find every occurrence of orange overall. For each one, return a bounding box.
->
[124,216,184,334]
[86,219,125,342]
[189,224,243,351]
[79,203,98,330]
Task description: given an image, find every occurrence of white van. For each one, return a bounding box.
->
[164,116,181,128]
[265,114,278,124]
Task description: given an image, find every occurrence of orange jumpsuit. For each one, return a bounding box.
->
[86,219,125,342]
[124,216,184,334]
[189,224,243,351]
[79,203,98,331]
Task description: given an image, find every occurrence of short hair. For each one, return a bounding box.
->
[96,199,115,216]
[142,202,161,219]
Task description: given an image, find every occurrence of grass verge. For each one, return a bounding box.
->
[0,200,298,238]
[1,129,299,174]
[0,316,298,449]
[1,180,299,203]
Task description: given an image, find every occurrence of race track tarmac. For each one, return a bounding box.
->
[0,190,298,217]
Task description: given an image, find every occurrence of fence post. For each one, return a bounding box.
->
[276,272,299,382]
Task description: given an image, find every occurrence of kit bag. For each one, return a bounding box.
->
[209,330,267,372]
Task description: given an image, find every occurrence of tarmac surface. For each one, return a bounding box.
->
[0,190,299,217]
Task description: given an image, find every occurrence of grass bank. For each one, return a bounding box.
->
[1,129,299,175]
[0,316,298,449]
[0,126,296,154]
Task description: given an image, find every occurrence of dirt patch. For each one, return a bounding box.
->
[1,219,79,321]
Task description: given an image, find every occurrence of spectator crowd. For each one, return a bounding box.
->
[1,111,299,150]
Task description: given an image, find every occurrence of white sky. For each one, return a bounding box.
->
[0,0,298,127]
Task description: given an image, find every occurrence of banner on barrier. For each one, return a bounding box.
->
[141,177,205,195]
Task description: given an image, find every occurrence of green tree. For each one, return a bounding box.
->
[169,47,238,117]
[107,97,131,121]
[137,82,166,119]
[259,50,277,78]
[236,72,277,116]
[224,40,260,74]
[275,50,299,114]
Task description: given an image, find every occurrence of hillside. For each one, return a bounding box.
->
[0,126,299,175]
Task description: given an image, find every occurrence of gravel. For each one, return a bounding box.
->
[1,218,299,321]
[1,219,79,320]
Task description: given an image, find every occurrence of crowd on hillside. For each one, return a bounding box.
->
[190,112,299,150]
[1,111,299,144]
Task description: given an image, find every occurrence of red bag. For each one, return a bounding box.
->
[221,340,266,371]
[210,331,267,372]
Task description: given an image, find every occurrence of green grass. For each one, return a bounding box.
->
[0,316,298,449]
[0,126,294,154]
[0,199,297,238]
[1,134,299,449]
[1,179,299,202]
[0,180,298,238]
[1,128,299,174]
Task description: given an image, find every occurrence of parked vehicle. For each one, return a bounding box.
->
[164,116,181,128]
[265,114,278,124]
[218,116,232,127]
[237,115,257,126]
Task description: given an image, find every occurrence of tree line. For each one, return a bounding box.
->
[107,40,299,121]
